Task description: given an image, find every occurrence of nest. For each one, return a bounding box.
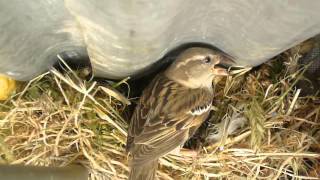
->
[0,44,319,180]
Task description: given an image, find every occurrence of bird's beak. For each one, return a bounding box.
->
[212,67,229,76]
[212,56,235,76]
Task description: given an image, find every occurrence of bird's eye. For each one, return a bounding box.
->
[203,56,211,64]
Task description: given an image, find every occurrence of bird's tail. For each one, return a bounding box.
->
[129,159,158,180]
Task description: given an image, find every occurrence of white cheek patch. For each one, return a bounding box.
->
[189,104,211,116]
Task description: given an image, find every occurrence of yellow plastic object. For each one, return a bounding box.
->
[0,74,16,100]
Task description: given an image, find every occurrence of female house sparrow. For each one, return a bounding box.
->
[126,47,234,180]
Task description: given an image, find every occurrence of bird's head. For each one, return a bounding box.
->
[165,47,235,89]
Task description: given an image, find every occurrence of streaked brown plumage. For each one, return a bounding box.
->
[127,47,234,180]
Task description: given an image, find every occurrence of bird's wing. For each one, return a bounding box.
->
[127,74,212,164]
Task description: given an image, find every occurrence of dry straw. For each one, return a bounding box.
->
[0,48,319,179]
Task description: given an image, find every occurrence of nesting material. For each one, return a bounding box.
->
[0,45,320,180]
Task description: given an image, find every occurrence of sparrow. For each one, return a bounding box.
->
[126,47,234,180]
